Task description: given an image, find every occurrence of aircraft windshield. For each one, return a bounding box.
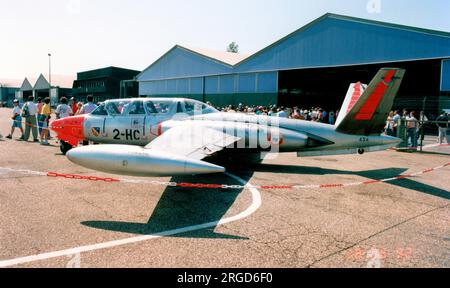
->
[105,102,121,116]
[184,100,217,115]
[91,104,107,116]
[147,100,172,114]
[91,99,217,117]
[128,100,146,115]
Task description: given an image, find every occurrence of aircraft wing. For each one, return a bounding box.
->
[145,125,240,160]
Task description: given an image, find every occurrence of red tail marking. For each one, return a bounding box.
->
[347,82,362,113]
[354,70,396,121]
[383,70,396,83]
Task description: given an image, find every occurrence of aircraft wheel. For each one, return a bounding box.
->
[60,141,73,155]
[358,148,365,155]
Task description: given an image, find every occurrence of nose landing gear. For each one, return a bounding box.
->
[60,141,73,155]
[358,148,365,155]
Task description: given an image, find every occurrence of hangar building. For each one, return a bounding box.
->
[16,74,75,106]
[137,14,450,116]
[72,66,141,103]
[0,79,21,107]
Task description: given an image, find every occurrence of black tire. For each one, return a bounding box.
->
[60,141,73,155]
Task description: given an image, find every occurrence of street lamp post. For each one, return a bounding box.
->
[48,53,52,97]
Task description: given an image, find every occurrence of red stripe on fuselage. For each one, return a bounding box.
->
[354,70,395,121]
[157,123,162,136]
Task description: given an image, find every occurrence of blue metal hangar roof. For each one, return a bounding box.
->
[137,13,450,82]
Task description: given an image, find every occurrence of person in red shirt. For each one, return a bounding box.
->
[70,97,78,115]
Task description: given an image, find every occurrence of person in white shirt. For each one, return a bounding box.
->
[78,95,98,146]
[79,95,98,115]
[55,97,73,119]
[277,108,288,118]
[6,99,24,140]
[22,96,39,142]
[384,111,395,136]
[436,112,449,145]
[406,111,418,149]
[392,110,401,135]
[417,111,428,144]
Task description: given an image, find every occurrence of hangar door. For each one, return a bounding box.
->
[440,59,450,111]
[278,59,442,116]
[441,59,450,92]
[278,68,371,111]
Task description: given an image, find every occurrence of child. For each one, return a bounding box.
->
[6,100,24,140]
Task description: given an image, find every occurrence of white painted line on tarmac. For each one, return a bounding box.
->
[0,172,262,268]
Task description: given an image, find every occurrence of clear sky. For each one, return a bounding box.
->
[1,0,449,79]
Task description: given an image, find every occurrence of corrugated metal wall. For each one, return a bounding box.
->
[140,77,204,95]
[138,47,233,81]
[236,17,450,73]
[140,72,278,95]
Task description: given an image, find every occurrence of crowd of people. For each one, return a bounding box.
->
[384,109,449,148]
[1,95,98,145]
[215,103,339,124]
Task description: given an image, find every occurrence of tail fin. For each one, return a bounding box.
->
[336,68,405,136]
[335,82,368,127]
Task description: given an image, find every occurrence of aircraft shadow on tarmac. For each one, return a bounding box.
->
[82,159,449,238]
[246,163,450,200]
[82,172,252,239]
[82,153,260,239]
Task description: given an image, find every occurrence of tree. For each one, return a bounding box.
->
[227,42,239,53]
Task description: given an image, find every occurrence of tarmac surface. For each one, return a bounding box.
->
[0,107,449,268]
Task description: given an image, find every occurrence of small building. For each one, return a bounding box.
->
[137,13,450,117]
[72,66,140,103]
[16,74,75,106]
[0,79,21,107]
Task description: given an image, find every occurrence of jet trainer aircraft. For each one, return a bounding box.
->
[51,68,405,177]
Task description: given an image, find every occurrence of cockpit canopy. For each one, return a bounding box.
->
[91,98,217,117]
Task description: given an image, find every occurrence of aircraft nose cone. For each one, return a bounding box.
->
[51,115,86,147]
[50,118,64,133]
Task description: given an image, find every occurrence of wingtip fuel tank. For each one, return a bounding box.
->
[66,145,225,177]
